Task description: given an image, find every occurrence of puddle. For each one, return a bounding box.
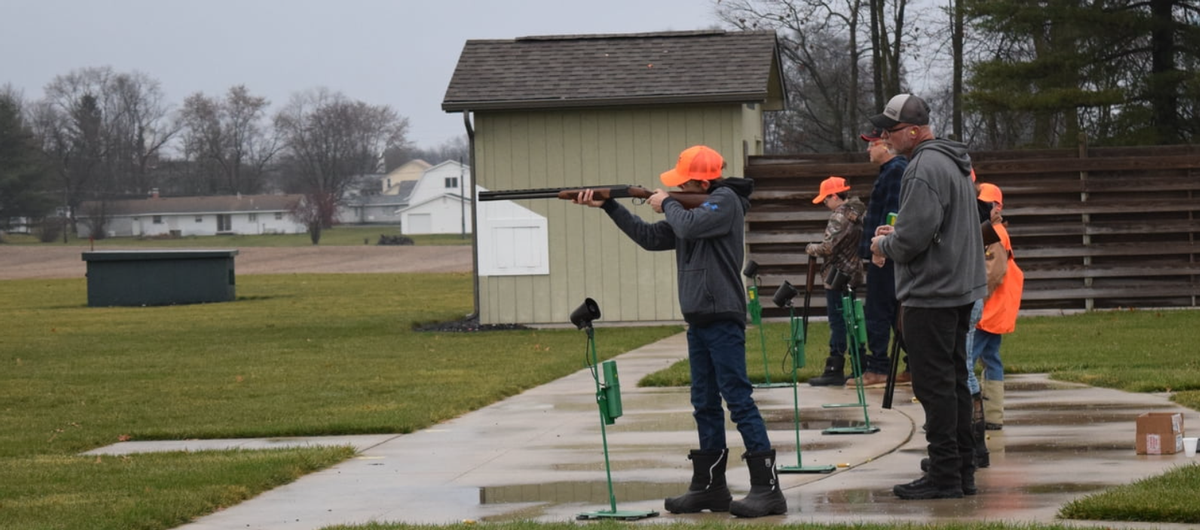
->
[1012,401,1165,412]
[766,419,876,431]
[1021,482,1109,494]
[479,481,684,505]
[1004,442,1129,454]
[1010,411,1134,425]
[552,459,670,472]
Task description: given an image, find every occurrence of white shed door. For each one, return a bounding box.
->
[408,213,432,233]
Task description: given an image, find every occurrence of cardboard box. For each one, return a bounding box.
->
[1136,412,1184,455]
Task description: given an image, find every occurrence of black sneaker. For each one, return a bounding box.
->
[918,459,977,496]
[893,476,964,500]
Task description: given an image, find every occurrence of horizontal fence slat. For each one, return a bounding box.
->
[746,144,1200,310]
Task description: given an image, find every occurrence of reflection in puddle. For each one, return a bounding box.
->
[479,481,683,505]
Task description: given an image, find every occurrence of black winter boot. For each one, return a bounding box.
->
[807,355,846,386]
[664,449,732,513]
[973,392,990,469]
[729,450,787,517]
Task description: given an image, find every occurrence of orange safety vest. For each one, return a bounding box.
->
[978,223,1023,334]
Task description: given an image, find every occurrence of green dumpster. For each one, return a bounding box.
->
[82,249,238,307]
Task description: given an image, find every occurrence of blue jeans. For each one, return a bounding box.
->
[826,289,848,356]
[687,320,771,453]
[964,299,985,394]
[968,329,1005,395]
[863,260,898,374]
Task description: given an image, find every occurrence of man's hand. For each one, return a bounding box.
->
[870,229,890,268]
[648,188,670,213]
[571,189,607,208]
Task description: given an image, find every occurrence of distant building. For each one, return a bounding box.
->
[395,160,473,235]
[75,194,305,238]
[382,159,431,195]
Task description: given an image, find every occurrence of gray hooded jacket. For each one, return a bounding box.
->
[601,180,751,325]
[876,139,986,308]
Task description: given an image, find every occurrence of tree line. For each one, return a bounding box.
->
[5,2,1199,238]
[717,0,1200,153]
[0,67,467,241]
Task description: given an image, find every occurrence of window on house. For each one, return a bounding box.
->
[445,177,458,189]
[153,216,163,224]
[248,213,257,222]
[274,212,283,220]
[217,214,232,232]
[195,216,203,223]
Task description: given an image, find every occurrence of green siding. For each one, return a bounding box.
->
[475,105,760,325]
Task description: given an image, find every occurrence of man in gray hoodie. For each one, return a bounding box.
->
[573,145,785,518]
[869,95,987,500]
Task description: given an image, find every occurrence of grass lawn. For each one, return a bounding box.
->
[4,267,1199,528]
[0,273,680,530]
[1,225,472,247]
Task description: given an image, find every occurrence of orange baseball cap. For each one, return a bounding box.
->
[977,182,1003,206]
[660,145,725,187]
[813,176,851,204]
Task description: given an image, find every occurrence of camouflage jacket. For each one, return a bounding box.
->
[806,197,866,289]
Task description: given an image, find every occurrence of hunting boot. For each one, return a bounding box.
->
[982,379,1005,430]
[729,450,787,517]
[664,449,732,513]
[973,392,990,469]
[807,355,846,386]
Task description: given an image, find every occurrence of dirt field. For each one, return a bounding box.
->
[0,245,474,280]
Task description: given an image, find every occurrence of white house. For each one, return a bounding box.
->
[395,160,473,235]
[75,194,306,238]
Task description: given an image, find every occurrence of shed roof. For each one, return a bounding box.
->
[442,30,786,112]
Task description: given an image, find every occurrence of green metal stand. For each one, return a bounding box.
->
[822,285,880,435]
[576,327,659,521]
[776,304,836,474]
[747,276,792,389]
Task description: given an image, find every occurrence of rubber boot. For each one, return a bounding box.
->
[807,355,846,387]
[664,449,732,513]
[729,450,787,517]
[982,379,1005,430]
[972,392,990,469]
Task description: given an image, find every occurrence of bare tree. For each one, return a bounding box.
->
[386,134,470,170]
[718,0,917,152]
[178,85,279,194]
[274,88,411,239]
[30,67,176,238]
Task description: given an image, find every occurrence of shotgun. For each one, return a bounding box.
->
[478,185,711,209]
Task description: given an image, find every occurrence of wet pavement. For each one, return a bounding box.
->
[86,332,1200,529]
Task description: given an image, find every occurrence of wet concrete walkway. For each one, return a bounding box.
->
[87,332,1200,529]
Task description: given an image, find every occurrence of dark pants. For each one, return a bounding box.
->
[903,304,975,486]
[825,288,848,356]
[863,260,898,374]
[687,320,771,453]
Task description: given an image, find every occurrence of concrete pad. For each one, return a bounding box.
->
[91,332,1200,529]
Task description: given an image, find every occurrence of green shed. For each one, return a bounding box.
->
[443,30,788,325]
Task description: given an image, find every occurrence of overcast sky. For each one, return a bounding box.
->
[1,0,724,150]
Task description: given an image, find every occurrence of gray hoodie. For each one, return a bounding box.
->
[876,139,986,308]
[601,181,751,325]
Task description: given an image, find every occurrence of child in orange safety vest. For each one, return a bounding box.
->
[970,183,1023,435]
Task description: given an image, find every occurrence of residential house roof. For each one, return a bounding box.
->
[78,195,303,217]
[442,30,787,112]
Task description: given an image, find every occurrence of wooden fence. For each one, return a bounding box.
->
[744,144,1200,319]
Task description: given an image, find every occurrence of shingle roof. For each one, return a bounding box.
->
[442,30,786,112]
[79,195,303,217]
